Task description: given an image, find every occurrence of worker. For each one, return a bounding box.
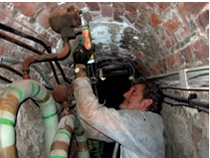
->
[72,44,165,158]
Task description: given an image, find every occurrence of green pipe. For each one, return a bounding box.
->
[0,79,58,158]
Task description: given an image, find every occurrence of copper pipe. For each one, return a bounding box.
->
[22,41,70,79]
[0,31,44,55]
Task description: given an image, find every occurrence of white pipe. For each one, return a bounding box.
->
[0,79,58,158]
[50,114,90,158]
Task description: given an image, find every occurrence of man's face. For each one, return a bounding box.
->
[119,84,152,111]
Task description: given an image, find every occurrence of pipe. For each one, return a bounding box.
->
[0,56,54,89]
[0,23,51,53]
[163,93,209,109]
[0,31,44,55]
[0,63,23,77]
[0,74,12,83]
[50,115,90,158]
[0,79,58,158]
[22,41,70,79]
[0,23,67,85]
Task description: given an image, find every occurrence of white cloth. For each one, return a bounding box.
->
[73,77,165,158]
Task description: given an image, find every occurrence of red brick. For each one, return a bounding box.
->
[125,11,136,24]
[149,63,160,75]
[157,2,172,14]
[74,2,86,10]
[60,2,75,9]
[165,54,175,69]
[100,2,112,5]
[165,37,175,48]
[180,2,207,16]
[43,2,59,12]
[174,26,191,42]
[135,13,147,30]
[163,18,181,35]
[161,58,167,71]
[174,51,183,66]
[196,10,209,32]
[0,4,12,21]
[11,2,39,17]
[135,51,147,61]
[113,3,125,22]
[138,63,148,77]
[0,44,6,56]
[138,3,154,15]
[86,2,100,11]
[101,4,113,18]
[113,2,125,13]
[125,2,139,15]
[192,39,209,59]
[150,13,162,28]
[37,9,51,29]
[180,46,193,63]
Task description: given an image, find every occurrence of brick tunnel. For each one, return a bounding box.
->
[0,2,209,158]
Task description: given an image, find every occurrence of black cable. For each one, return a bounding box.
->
[163,101,209,113]
[0,63,23,77]
[54,62,71,83]
[0,23,70,85]
[0,23,51,52]
[0,74,12,83]
[163,93,188,103]
[188,72,209,80]
[163,93,209,110]
[0,63,53,90]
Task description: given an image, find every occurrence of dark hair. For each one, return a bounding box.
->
[134,78,163,114]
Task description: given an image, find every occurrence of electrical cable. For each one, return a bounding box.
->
[0,23,70,84]
[0,74,12,83]
[163,101,209,113]
[0,56,54,89]
[0,63,23,77]
[0,23,51,52]
[1,64,55,88]
[163,93,209,110]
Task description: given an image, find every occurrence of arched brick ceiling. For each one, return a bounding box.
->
[0,2,209,77]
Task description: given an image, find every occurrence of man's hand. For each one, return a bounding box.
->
[73,44,94,65]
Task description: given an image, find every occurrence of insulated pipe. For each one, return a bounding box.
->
[50,115,90,158]
[0,79,58,158]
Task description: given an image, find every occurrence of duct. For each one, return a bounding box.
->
[50,114,90,158]
[0,79,58,158]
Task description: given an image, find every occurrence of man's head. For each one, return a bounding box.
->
[119,78,163,114]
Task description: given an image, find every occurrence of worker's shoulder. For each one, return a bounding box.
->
[119,109,163,122]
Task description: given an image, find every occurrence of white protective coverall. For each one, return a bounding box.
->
[73,77,165,158]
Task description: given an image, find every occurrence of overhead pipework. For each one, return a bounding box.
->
[22,5,82,80]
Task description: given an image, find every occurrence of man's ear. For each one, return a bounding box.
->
[143,98,153,107]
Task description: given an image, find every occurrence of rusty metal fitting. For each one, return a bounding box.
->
[52,84,74,107]
[49,5,82,38]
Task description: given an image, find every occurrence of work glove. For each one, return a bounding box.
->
[73,44,95,65]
